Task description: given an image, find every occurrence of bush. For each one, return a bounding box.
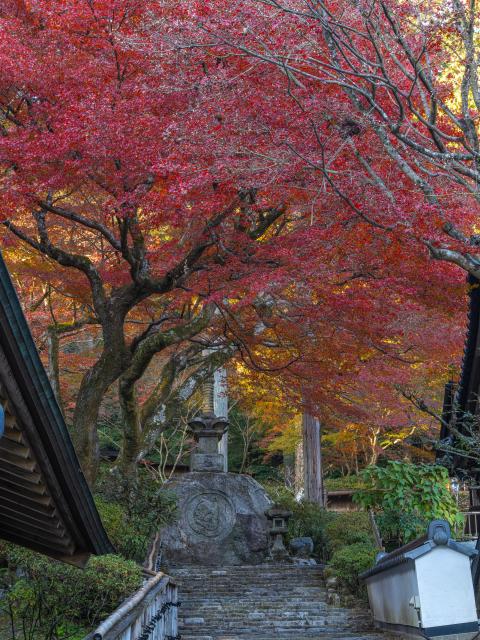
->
[263,482,298,510]
[323,512,376,599]
[375,510,427,550]
[329,542,377,595]
[77,555,142,622]
[324,511,374,553]
[0,470,176,638]
[324,476,365,491]
[2,546,142,638]
[353,461,461,547]
[263,483,377,595]
[95,468,177,562]
[263,483,332,560]
[95,497,151,563]
[287,501,331,560]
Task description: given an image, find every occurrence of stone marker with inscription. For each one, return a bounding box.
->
[159,413,272,566]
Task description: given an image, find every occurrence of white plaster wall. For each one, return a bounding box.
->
[415,547,477,629]
[367,562,420,628]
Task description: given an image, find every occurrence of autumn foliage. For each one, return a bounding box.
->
[0,0,476,481]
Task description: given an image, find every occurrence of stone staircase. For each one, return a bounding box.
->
[169,564,386,640]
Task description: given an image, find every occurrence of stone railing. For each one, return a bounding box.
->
[84,571,179,640]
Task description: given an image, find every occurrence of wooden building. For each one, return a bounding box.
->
[325,489,358,511]
[0,253,113,566]
[438,273,480,590]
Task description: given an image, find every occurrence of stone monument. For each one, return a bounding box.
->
[159,412,272,566]
[189,413,228,473]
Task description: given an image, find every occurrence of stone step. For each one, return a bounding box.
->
[179,619,370,624]
[170,563,377,640]
[180,633,381,636]
[180,583,326,588]
[180,584,326,588]
[178,608,337,614]
[181,588,327,592]
[181,627,374,634]
[181,635,385,640]
[179,611,355,617]
[193,623,373,629]
[181,595,330,600]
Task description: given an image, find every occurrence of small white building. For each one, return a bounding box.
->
[361,520,479,640]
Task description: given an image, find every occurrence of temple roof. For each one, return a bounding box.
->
[360,520,476,581]
[0,252,113,566]
[438,274,480,474]
[455,274,480,419]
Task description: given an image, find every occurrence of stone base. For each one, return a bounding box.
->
[159,472,272,566]
[190,452,224,472]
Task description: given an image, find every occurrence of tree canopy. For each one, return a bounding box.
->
[0,0,474,481]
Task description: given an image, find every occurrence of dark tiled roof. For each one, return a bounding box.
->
[0,252,113,565]
[360,520,477,581]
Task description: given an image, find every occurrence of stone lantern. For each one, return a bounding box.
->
[188,412,228,472]
[265,505,292,561]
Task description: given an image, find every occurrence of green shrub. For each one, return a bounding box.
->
[353,461,461,547]
[286,502,332,560]
[95,497,150,563]
[263,482,298,510]
[324,476,365,491]
[375,510,427,550]
[329,542,377,595]
[263,483,333,560]
[324,511,374,553]
[77,555,142,622]
[95,469,177,562]
[263,483,377,561]
[2,546,142,637]
[0,470,177,638]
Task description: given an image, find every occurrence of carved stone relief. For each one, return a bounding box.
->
[185,491,235,539]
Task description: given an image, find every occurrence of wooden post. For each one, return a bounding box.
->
[295,441,304,497]
[302,412,325,506]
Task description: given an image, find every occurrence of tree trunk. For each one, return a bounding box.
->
[72,307,131,485]
[117,377,143,485]
[368,428,379,466]
[72,349,127,485]
[72,374,107,485]
[302,412,325,506]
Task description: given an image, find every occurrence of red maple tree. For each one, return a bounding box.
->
[0,0,472,482]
